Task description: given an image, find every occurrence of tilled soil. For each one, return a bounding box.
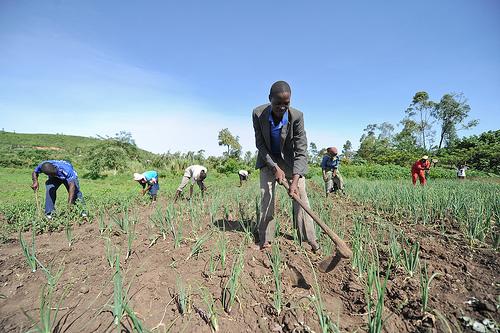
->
[0,189,498,333]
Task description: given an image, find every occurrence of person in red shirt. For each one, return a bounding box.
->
[411,156,431,185]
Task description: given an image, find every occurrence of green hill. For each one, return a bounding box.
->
[0,131,155,170]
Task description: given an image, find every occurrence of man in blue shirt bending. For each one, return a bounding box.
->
[134,170,159,202]
[31,160,86,218]
[321,147,345,196]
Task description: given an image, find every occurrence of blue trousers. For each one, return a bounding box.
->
[149,182,159,196]
[45,177,85,215]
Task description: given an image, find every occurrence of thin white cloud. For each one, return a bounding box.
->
[0,29,354,156]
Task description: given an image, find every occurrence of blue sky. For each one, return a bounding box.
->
[1,0,499,156]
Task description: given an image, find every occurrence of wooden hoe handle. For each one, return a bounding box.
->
[279,180,352,258]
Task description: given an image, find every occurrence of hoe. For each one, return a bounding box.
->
[279,180,352,273]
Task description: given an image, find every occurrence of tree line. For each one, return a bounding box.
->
[308,91,498,175]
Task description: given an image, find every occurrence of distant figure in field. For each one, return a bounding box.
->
[411,156,431,185]
[457,163,468,180]
[174,165,207,202]
[252,80,319,252]
[134,170,159,201]
[31,160,86,218]
[238,169,249,186]
[321,147,345,196]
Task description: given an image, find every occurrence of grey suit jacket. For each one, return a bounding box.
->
[252,103,308,176]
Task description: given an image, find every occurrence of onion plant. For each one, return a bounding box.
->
[98,210,107,235]
[351,217,370,278]
[267,240,283,315]
[186,232,211,261]
[346,179,499,246]
[126,217,136,260]
[366,261,391,333]
[222,246,245,314]
[217,234,228,271]
[420,262,441,313]
[175,277,191,315]
[402,240,420,278]
[64,219,73,248]
[24,265,68,333]
[199,286,219,332]
[19,223,37,272]
[104,236,116,269]
[305,253,340,333]
[112,254,125,327]
[388,228,402,266]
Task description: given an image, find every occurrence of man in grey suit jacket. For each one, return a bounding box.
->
[252,81,319,252]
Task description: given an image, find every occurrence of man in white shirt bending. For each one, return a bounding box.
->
[457,164,468,180]
[238,169,250,187]
[174,165,207,202]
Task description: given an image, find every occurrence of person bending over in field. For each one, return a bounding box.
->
[31,160,86,219]
[411,155,431,185]
[134,170,159,202]
[321,147,345,197]
[252,80,319,252]
[238,169,250,187]
[456,163,468,180]
[174,165,207,202]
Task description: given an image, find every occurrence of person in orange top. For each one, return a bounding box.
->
[411,155,431,185]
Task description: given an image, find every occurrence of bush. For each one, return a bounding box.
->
[216,158,248,175]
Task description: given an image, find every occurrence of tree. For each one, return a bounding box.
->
[405,92,435,150]
[377,122,395,141]
[438,130,499,174]
[194,149,205,161]
[357,123,397,164]
[394,118,418,150]
[218,128,242,158]
[114,131,136,146]
[432,93,478,149]
[357,124,378,161]
[309,142,319,164]
[342,140,354,161]
[85,140,129,178]
[243,151,253,166]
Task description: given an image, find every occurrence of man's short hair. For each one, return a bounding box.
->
[199,170,207,181]
[270,81,291,97]
[40,162,57,174]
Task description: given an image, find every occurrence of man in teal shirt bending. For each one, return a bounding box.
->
[134,170,159,202]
